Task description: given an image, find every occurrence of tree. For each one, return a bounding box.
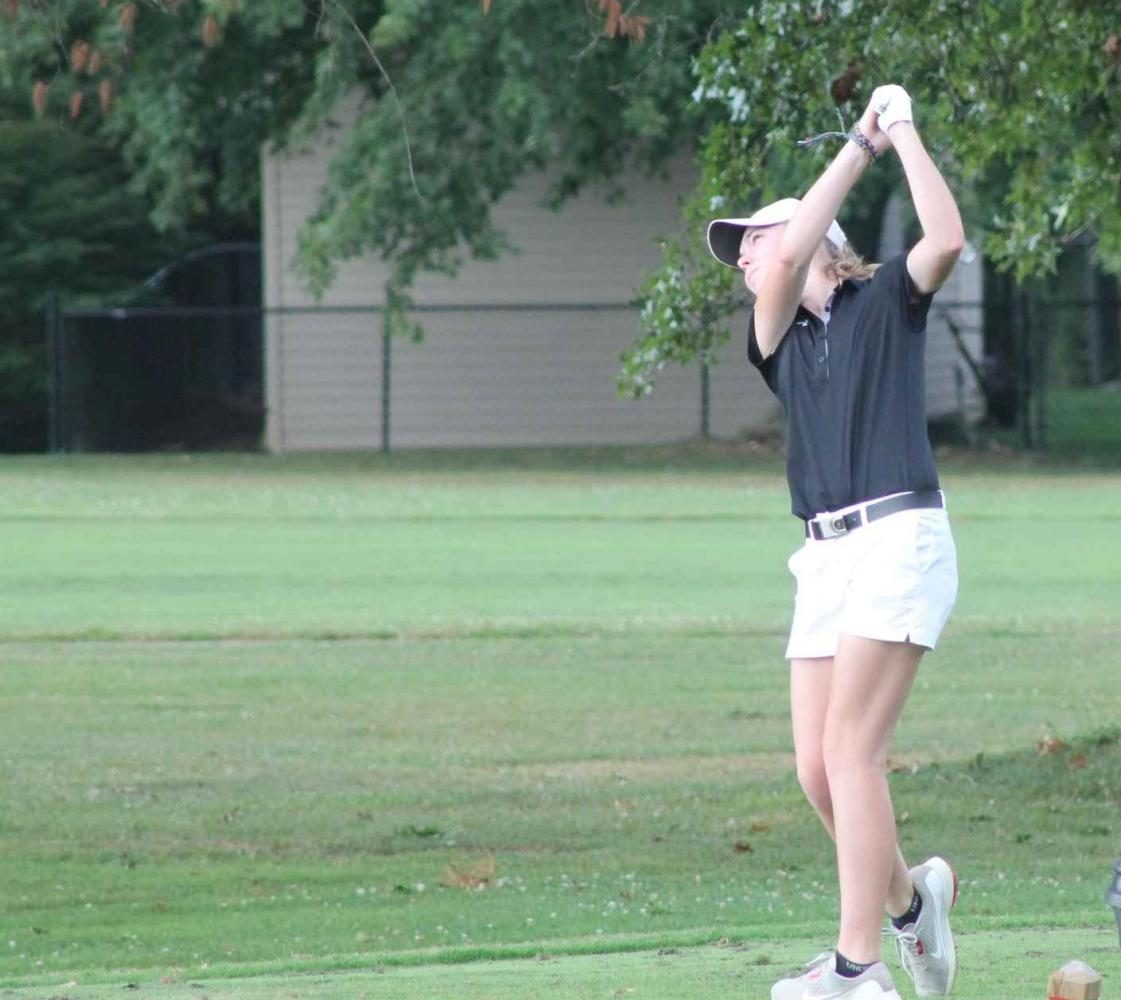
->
[2,1,1119,401]
[0,107,197,449]
[0,0,737,339]
[624,0,1121,395]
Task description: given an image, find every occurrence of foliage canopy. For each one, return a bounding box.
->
[2,1,1119,393]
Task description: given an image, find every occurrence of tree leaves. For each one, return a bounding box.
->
[117,2,136,33]
[602,0,621,37]
[623,0,1121,395]
[201,14,220,47]
[598,0,650,42]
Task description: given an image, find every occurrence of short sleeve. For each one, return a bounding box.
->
[872,253,934,333]
[746,311,765,368]
[744,309,771,374]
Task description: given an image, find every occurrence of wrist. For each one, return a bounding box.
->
[886,122,923,158]
[835,137,873,177]
[848,127,879,163]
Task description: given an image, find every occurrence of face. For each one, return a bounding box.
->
[737,224,786,295]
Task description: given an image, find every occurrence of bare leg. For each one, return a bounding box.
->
[790,658,916,918]
[820,635,924,964]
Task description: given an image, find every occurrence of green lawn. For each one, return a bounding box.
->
[1044,386,1121,463]
[0,448,1117,998]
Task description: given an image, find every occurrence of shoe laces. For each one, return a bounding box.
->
[891,928,927,973]
[802,951,833,973]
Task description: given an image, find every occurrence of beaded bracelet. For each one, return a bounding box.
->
[848,128,878,162]
[796,120,879,164]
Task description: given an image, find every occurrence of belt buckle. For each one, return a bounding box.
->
[815,514,849,540]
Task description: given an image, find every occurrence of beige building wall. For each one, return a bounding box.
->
[262,105,982,453]
[261,99,775,452]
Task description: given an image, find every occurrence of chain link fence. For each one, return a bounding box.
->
[44,291,1121,460]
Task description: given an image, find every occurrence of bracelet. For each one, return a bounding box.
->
[848,128,877,162]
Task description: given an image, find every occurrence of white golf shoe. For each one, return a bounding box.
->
[771,952,902,999]
[890,856,959,995]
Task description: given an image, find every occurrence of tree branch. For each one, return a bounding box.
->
[323,0,423,201]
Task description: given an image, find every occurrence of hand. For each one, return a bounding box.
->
[855,98,891,157]
[870,83,913,134]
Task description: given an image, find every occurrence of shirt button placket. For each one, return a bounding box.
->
[813,325,829,383]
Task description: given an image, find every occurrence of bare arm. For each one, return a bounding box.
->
[753,103,887,359]
[889,123,965,295]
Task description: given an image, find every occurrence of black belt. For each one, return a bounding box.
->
[804,490,944,540]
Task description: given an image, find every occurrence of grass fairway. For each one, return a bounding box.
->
[0,447,1118,998]
[1,928,1116,998]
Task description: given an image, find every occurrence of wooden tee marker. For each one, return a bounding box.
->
[1048,961,1102,1000]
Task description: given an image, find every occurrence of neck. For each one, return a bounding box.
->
[800,267,838,318]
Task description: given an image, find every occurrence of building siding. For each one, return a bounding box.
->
[262,101,979,452]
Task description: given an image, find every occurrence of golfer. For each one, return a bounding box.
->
[707,85,961,1000]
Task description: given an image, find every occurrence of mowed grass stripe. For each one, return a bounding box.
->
[0,452,1118,993]
[0,927,1114,996]
[0,635,1116,983]
[2,510,1121,639]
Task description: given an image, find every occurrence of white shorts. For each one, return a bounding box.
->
[785,494,959,659]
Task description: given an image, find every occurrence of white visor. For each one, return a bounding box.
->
[706,197,848,268]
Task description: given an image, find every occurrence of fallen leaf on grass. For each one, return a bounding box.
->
[1037,734,1067,756]
[440,853,496,889]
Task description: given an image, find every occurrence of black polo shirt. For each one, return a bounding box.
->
[747,253,940,520]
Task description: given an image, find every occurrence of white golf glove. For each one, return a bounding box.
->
[872,84,913,132]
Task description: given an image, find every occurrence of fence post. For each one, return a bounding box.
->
[381,309,391,454]
[1086,260,1106,386]
[700,360,711,440]
[1016,290,1034,449]
[45,290,62,454]
[1034,297,1047,450]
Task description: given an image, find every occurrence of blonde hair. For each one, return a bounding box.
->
[825,241,878,281]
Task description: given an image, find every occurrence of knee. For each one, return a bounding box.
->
[821,737,885,783]
[796,756,832,815]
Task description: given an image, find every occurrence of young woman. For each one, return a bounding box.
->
[706,86,962,1000]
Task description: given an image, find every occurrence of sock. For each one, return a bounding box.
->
[890,888,923,930]
[834,950,875,979]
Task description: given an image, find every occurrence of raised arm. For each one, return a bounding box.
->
[753,101,888,359]
[877,87,965,295]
